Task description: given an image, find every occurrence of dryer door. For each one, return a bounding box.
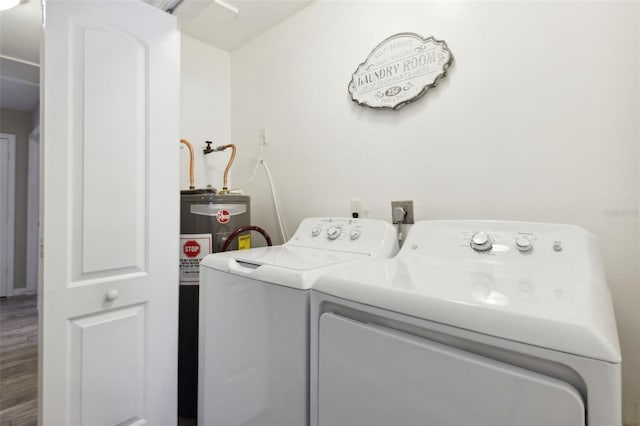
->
[318,313,585,426]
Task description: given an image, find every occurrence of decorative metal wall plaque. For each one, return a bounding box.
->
[348,33,453,110]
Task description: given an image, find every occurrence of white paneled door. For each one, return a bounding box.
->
[40,1,179,425]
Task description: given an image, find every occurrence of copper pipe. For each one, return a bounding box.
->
[180,138,195,190]
[216,144,236,194]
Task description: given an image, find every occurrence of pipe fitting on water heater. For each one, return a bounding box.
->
[203,141,237,194]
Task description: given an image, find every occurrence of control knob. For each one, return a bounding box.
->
[350,230,361,240]
[311,227,321,237]
[327,226,341,240]
[516,236,533,252]
[470,231,492,252]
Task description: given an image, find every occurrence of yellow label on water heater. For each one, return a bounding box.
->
[238,234,251,250]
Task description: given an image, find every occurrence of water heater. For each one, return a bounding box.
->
[180,190,251,264]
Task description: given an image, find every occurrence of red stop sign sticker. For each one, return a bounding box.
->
[217,209,230,224]
[183,240,201,258]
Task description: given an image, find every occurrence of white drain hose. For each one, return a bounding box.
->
[229,147,287,243]
[260,160,287,243]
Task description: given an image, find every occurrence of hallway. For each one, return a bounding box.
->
[0,295,37,425]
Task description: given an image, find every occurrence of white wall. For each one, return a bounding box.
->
[229,1,640,422]
[180,34,232,191]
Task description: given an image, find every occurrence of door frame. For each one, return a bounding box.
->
[23,126,40,295]
[0,133,16,298]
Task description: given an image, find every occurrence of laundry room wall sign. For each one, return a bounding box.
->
[348,33,454,110]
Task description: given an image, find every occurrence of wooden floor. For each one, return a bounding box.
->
[0,295,38,426]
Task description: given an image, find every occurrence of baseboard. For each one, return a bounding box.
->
[11,288,37,296]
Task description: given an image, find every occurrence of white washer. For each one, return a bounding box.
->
[311,220,621,426]
[199,217,398,426]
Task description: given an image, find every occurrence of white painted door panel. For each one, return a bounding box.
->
[40,1,179,425]
[69,306,146,426]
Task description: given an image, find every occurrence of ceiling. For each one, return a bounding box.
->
[0,0,41,112]
[0,0,312,112]
[176,0,312,52]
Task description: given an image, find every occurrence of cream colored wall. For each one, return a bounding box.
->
[0,108,33,291]
[228,1,640,422]
[180,34,232,191]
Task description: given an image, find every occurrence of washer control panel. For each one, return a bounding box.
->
[288,217,399,256]
[306,219,365,242]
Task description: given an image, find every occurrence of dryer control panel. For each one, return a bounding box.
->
[402,220,589,259]
[287,217,399,256]
[466,229,540,254]
[461,228,566,256]
[465,230,563,254]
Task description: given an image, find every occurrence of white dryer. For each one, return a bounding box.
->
[198,217,398,426]
[310,220,621,426]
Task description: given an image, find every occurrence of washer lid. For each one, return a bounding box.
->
[314,220,621,363]
[200,246,369,290]
[206,245,366,270]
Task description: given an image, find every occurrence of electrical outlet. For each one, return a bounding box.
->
[350,199,363,217]
[391,200,414,224]
[259,128,268,145]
